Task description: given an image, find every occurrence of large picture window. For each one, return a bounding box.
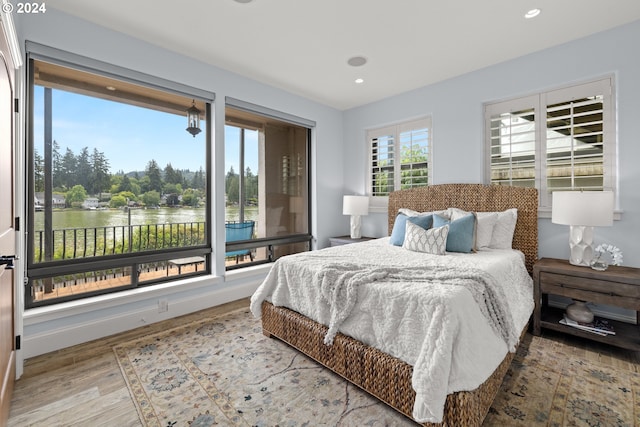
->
[27,55,212,307]
[368,117,431,197]
[485,77,615,210]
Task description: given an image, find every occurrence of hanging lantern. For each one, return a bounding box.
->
[186,100,201,137]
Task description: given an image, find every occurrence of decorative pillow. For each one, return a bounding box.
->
[399,208,449,218]
[489,208,518,249]
[402,221,448,255]
[433,213,476,253]
[389,213,433,246]
[475,212,499,249]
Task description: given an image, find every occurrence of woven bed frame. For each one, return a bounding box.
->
[261,184,538,426]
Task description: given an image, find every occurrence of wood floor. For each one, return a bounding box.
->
[7,300,640,427]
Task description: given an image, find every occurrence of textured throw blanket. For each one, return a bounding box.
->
[318,263,518,352]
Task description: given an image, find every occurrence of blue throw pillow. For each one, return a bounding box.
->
[389,213,433,246]
[433,213,475,253]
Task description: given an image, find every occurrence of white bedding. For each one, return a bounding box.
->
[250,237,534,423]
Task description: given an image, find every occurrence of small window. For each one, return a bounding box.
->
[368,117,432,196]
[484,77,615,210]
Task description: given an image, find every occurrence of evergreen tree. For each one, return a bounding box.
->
[60,148,77,190]
[34,149,44,192]
[145,160,163,192]
[90,148,111,194]
[51,140,62,188]
[76,147,92,191]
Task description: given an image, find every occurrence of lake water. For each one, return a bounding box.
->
[34,206,259,230]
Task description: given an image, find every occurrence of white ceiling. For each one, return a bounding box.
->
[47,0,640,110]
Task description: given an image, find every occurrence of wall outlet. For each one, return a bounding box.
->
[158,299,168,313]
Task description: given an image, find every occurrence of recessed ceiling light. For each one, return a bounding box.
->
[524,8,541,19]
[234,0,253,3]
[355,78,364,84]
[106,86,116,91]
[347,56,367,67]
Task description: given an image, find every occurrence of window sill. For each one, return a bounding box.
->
[23,274,223,325]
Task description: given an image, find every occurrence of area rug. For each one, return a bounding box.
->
[114,308,640,427]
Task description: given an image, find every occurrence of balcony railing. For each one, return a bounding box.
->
[33,221,207,263]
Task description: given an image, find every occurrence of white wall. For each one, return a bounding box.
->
[344,20,640,272]
[14,8,345,358]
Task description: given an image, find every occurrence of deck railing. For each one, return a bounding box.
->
[33,221,207,263]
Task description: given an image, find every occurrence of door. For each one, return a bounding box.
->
[0,21,16,426]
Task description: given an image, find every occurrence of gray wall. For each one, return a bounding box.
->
[344,20,640,272]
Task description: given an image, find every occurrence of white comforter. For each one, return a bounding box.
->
[250,237,534,423]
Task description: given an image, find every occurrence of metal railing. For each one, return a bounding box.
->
[33,221,207,263]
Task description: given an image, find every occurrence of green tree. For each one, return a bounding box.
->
[145,160,162,192]
[225,166,239,205]
[90,148,111,194]
[60,148,77,190]
[76,147,92,191]
[181,188,200,207]
[66,185,87,207]
[34,149,44,192]
[109,194,127,208]
[141,190,160,207]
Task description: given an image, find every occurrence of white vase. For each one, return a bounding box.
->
[566,300,594,323]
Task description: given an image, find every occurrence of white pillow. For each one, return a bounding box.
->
[399,208,449,218]
[402,221,449,255]
[475,212,499,249]
[489,208,518,249]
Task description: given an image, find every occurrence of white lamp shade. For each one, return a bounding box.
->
[342,195,369,216]
[551,191,614,226]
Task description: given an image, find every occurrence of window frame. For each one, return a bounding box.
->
[483,76,616,213]
[25,44,215,308]
[367,116,432,198]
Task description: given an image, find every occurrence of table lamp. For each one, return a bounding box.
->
[551,190,614,266]
[343,195,369,239]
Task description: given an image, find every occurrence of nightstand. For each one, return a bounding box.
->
[328,235,375,247]
[533,257,640,351]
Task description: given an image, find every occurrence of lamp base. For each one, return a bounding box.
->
[349,215,362,239]
[568,225,595,266]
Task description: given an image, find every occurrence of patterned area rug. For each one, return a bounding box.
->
[114,308,640,427]
[485,334,640,427]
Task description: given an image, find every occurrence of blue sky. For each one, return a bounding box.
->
[33,86,258,175]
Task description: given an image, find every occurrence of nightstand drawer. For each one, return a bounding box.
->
[540,272,640,310]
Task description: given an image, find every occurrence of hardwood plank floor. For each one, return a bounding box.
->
[8,299,640,426]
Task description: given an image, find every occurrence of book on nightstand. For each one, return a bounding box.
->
[559,315,616,336]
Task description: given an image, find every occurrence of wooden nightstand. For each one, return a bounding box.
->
[533,257,640,351]
[328,236,375,247]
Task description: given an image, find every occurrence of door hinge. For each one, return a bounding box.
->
[15,335,21,350]
[14,217,19,231]
[14,98,19,113]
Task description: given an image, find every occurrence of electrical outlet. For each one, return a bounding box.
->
[158,299,168,313]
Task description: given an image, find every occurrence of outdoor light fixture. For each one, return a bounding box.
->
[551,190,614,266]
[343,195,369,239]
[186,100,201,137]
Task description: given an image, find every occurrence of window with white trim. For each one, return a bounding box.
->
[484,77,615,210]
[368,117,432,196]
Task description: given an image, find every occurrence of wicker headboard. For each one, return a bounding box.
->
[388,184,538,274]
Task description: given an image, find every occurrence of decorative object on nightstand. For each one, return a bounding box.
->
[551,190,614,266]
[565,300,594,323]
[590,243,623,271]
[342,195,369,239]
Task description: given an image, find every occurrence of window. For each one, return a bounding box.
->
[27,53,212,307]
[368,117,432,196]
[485,77,615,209]
[224,102,312,269]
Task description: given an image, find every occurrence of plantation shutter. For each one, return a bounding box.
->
[368,117,432,197]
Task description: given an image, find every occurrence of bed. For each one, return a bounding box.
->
[250,184,538,426]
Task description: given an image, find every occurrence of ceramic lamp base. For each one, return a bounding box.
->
[568,225,595,266]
